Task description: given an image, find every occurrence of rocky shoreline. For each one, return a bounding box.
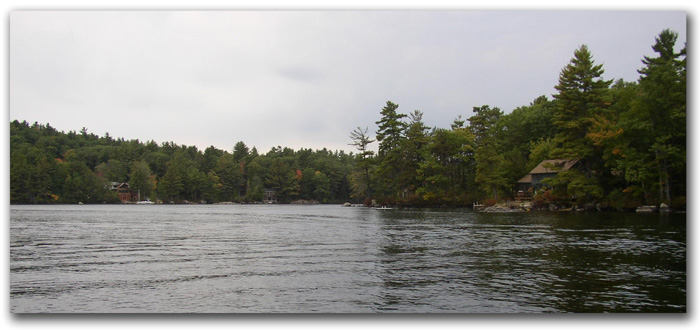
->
[478,202,682,213]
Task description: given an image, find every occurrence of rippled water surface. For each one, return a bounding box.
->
[10,204,686,313]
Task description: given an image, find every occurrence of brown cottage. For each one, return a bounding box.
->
[516,159,579,193]
[116,183,138,203]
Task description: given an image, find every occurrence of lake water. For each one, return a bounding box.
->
[10,204,686,313]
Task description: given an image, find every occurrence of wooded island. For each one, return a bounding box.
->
[10,30,686,210]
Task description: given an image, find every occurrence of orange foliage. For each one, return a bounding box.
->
[587,114,623,146]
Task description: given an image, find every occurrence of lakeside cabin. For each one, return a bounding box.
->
[264,189,277,204]
[516,159,579,199]
[115,183,138,203]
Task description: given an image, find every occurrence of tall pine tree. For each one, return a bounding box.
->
[548,45,612,203]
[635,29,686,203]
[469,105,507,200]
[400,110,429,196]
[375,101,407,197]
[348,126,375,201]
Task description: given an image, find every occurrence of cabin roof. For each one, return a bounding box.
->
[517,174,532,184]
[528,159,578,175]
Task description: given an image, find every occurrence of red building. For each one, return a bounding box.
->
[116,183,138,203]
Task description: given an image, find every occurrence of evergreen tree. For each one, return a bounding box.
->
[97,159,129,182]
[216,153,242,201]
[374,101,407,196]
[232,141,250,163]
[416,128,454,205]
[245,159,265,202]
[201,146,222,174]
[300,167,317,200]
[469,105,502,145]
[469,105,506,200]
[159,151,188,202]
[495,96,557,193]
[266,158,299,202]
[417,126,475,205]
[128,160,155,201]
[10,147,57,203]
[312,171,332,203]
[203,170,221,203]
[474,144,508,200]
[184,167,208,202]
[548,45,612,203]
[586,80,644,204]
[400,110,429,195]
[635,29,686,203]
[62,156,107,203]
[551,45,612,161]
[348,126,375,201]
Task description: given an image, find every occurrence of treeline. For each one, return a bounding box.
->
[10,30,686,209]
[348,29,686,209]
[10,123,354,204]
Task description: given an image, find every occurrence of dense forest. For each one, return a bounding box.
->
[10,30,686,210]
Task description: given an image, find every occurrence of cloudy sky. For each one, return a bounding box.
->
[9,10,686,154]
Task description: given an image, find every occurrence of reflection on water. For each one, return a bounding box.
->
[10,205,685,313]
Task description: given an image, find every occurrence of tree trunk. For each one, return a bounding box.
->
[656,151,664,203]
[365,166,372,200]
[655,155,671,204]
[663,158,671,203]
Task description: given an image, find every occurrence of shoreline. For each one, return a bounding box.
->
[8,202,686,214]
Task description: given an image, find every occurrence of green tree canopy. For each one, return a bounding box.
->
[551,44,613,161]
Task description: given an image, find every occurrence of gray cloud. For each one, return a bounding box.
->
[10,11,686,153]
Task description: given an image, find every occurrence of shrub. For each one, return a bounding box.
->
[671,196,686,210]
[606,189,642,210]
[374,196,396,206]
[398,194,426,207]
[456,192,476,207]
[532,194,548,209]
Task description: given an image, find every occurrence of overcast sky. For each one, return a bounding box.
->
[9,10,686,154]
